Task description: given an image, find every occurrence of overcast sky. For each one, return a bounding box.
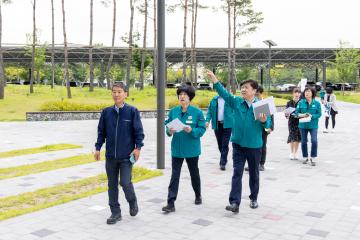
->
[2,0,360,48]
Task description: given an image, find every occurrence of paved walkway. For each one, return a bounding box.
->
[0,101,360,240]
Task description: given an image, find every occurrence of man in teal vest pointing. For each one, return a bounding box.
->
[207,70,272,213]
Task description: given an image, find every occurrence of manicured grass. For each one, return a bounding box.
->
[0,144,82,159]
[0,152,105,180]
[0,85,287,121]
[335,91,360,104]
[0,167,163,220]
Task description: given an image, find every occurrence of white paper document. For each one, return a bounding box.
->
[284,107,296,115]
[252,97,276,120]
[299,115,312,123]
[166,118,187,132]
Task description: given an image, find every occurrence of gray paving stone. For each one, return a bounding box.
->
[31,229,56,238]
[326,184,340,188]
[286,189,300,193]
[306,229,329,238]
[147,198,165,203]
[305,211,325,218]
[192,219,213,226]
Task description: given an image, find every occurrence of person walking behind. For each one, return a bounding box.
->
[207,70,272,213]
[162,84,206,213]
[285,88,302,160]
[206,82,233,171]
[95,82,145,224]
[323,87,338,133]
[295,87,322,166]
[245,85,274,171]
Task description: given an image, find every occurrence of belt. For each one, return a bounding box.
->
[218,121,224,124]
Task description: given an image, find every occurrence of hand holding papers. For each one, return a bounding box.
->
[284,107,296,115]
[253,97,276,120]
[166,118,187,133]
[299,115,312,123]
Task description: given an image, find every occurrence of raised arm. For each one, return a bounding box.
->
[206,71,238,108]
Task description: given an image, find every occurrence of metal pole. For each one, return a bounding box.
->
[157,0,165,169]
[268,45,271,90]
[322,61,327,89]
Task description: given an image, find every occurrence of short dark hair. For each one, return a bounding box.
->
[257,85,264,94]
[292,87,301,94]
[326,87,333,94]
[112,82,128,92]
[176,84,196,101]
[240,79,259,90]
[304,86,316,99]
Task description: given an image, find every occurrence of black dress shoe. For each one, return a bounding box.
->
[225,203,239,213]
[195,196,202,205]
[162,204,175,213]
[129,200,139,216]
[259,164,265,171]
[220,165,226,171]
[250,200,258,209]
[106,213,122,224]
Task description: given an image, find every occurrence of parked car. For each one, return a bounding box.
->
[197,82,212,90]
[334,83,353,91]
[277,83,296,92]
[166,83,177,88]
[306,81,321,91]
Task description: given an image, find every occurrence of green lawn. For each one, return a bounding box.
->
[335,91,360,104]
[0,167,162,220]
[0,144,82,159]
[0,85,287,121]
[0,152,105,180]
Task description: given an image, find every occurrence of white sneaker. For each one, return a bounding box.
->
[323,129,328,133]
[293,153,299,160]
[289,153,294,160]
[331,129,335,133]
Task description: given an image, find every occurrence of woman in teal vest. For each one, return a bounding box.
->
[207,70,272,213]
[162,84,207,213]
[295,86,322,166]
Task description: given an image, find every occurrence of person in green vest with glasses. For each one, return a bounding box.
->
[207,70,272,213]
[162,84,207,213]
[295,86,322,166]
[206,82,233,171]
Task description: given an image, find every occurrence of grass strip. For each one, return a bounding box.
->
[0,167,163,220]
[0,152,104,180]
[0,144,82,159]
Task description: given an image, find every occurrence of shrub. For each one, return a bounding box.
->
[40,101,109,111]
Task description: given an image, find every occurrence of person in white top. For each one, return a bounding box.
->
[323,87,338,133]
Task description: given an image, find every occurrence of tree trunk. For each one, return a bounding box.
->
[125,0,134,89]
[190,0,194,84]
[51,0,55,88]
[153,0,157,87]
[30,0,36,94]
[89,0,94,92]
[182,0,188,83]
[139,0,148,90]
[231,2,236,94]
[0,2,5,99]
[226,0,231,90]
[193,0,198,85]
[36,69,40,84]
[106,0,116,90]
[62,0,71,98]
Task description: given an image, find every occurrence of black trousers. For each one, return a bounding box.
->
[260,131,268,166]
[167,156,201,205]
[325,108,337,129]
[229,143,261,205]
[106,159,136,214]
[214,122,232,166]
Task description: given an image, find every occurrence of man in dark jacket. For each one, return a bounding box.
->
[94,82,145,225]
